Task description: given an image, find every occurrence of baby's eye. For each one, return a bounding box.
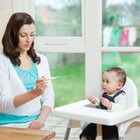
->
[106,80,109,83]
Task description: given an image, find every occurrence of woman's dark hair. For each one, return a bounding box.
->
[2,12,40,65]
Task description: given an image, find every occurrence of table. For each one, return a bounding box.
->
[52,100,140,140]
[0,126,55,140]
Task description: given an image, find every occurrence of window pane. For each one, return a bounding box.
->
[41,53,85,107]
[102,0,140,47]
[35,0,82,36]
[102,52,140,105]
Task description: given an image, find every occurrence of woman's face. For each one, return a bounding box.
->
[18,23,35,53]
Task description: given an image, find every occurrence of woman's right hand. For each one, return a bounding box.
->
[33,76,48,96]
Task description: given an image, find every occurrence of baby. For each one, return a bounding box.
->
[80,67,127,140]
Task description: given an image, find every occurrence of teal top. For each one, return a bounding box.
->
[0,62,39,125]
[13,62,38,91]
[0,113,39,125]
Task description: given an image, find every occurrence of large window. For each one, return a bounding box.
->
[102,0,140,105]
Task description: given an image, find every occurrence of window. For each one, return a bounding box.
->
[102,0,140,47]
[34,1,101,106]
[33,2,86,100]
[35,0,82,37]
[34,0,84,47]
[34,0,85,107]
[45,53,85,107]
[102,0,140,105]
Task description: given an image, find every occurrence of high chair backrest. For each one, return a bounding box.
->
[121,77,138,107]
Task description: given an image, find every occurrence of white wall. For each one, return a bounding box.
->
[0,0,13,52]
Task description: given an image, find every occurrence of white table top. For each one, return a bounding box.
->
[52,100,140,126]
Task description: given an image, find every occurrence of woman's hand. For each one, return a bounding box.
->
[14,76,48,108]
[33,76,48,96]
[28,119,45,129]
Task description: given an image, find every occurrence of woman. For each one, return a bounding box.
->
[0,12,54,129]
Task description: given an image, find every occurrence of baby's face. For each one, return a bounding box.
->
[102,71,121,94]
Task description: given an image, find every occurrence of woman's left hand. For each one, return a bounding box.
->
[28,119,45,129]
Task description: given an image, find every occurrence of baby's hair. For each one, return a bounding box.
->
[106,67,126,86]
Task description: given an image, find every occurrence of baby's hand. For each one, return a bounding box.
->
[87,95,96,104]
[100,96,112,110]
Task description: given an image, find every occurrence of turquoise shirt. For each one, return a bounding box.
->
[0,62,39,125]
[13,62,38,91]
[0,113,39,125]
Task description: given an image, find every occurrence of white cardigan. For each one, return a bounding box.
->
[0,52,54,116]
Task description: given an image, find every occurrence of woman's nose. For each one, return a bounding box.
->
[26,36,31,42]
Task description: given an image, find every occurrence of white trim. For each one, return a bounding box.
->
[102,47,140,52]
[35,37,84,48]
[34,45,86,53]
[85,0,102,96]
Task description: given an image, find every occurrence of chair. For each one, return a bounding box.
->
[116,77,139,139]
[64,77,139,140]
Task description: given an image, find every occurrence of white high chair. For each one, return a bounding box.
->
[116,77,139,139]
[63,77,140,140]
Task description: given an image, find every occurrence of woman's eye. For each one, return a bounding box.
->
[30,34,35,37]
[19,34,26,37]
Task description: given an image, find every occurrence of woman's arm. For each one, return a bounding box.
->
[27,53,55,129]
[28,106,51,129]
[13,76,47,108]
